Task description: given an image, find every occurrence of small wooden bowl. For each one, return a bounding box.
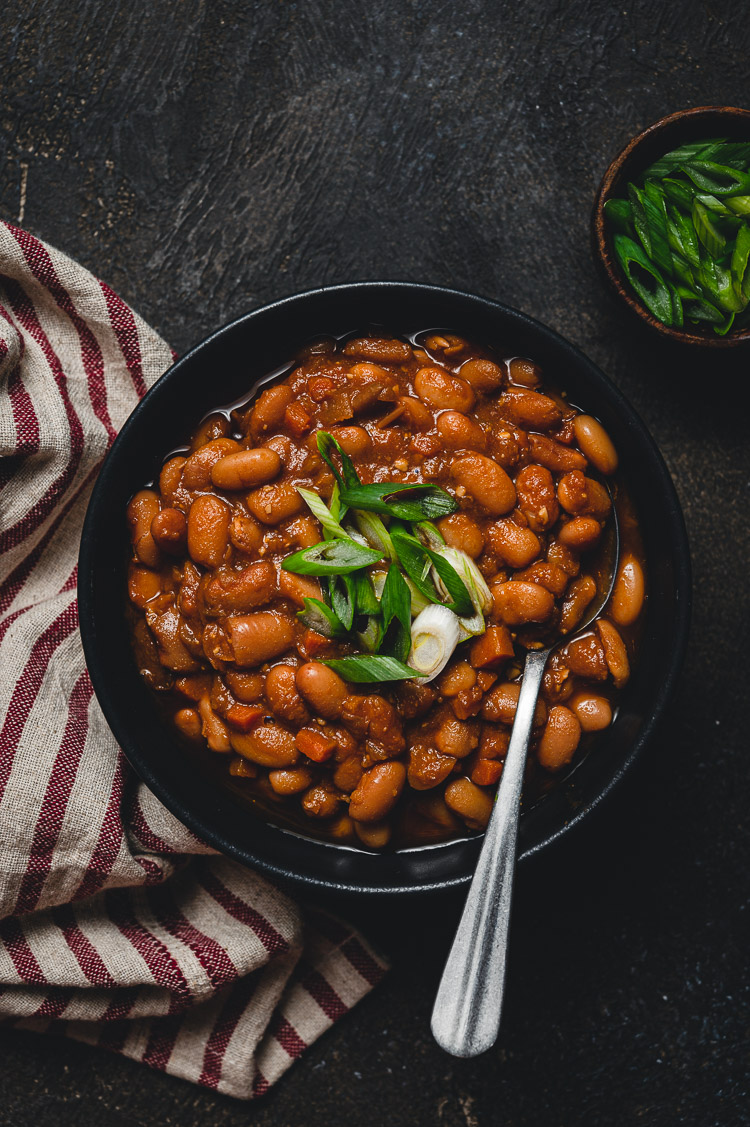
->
[593,105,750,348]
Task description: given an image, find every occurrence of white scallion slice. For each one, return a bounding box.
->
[407,604,461,681]
[434,547,493,614]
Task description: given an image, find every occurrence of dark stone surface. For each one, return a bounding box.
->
[1,2,749,1124]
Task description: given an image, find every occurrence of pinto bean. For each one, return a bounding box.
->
[596,619,630,688]
[333,755,364,793]
[249,385,294,438]
[528,433,587,472]
[547,540,581,576]
[182,438,241,490]
[190,413,230,451]
[573,415,618,475]
[437,410,487,450]
[151,508,187,554]
[437,513,485,558]
[354,821,392,849]
[537,706,581,771]
[408,744,456,790]
[563,632,608,679]
[127,489,161,568]
[265,663,310,724]
[285,516,322,549]
[458,358,505,391]
[433,711,480,759]
[278,570,322,607]
[610,554,645,626]
[247,482,304,524]
[482,682,547,726]
[559,574,597,634]
[268,767,314,795]
[226,612,295,667]
[229,512,264,554]
[515,464,559,531]
[444,778,493,830]
[414,367,476,412]
[558,517,602,552]
[187,494,231,568]
[343,337,413,362]
[197,695,231,752]
[514,561,570,596]
[507,357,542,387]
[204,561,276,614]
[301,784,342,819]
[231,721,299,767]
[159,455,186,502]
[399,396,433,432]
[491,580,555,625]
[557,472,611,519]
[452,454,516,515]
[128,563,162,608]
[569,692,613,732]
[487,519,542,569]
[174,707,202,741]
[296,662,348,719]
[438,661,477,697]
[224,670,265,703]
[498,389,562,429]
[329,425,371,457]
[211,447,282,490]
[348,761,406,823]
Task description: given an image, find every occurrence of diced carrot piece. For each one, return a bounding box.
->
[225,704,265,732]
[300,628,332,657]
[296,727,337,763]
[471,759,504,786]
[284,401,312,437]
[470,626,515,669]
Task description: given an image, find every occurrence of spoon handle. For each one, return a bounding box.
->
[430,647,550,1058]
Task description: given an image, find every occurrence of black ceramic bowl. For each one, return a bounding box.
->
[78,283,691,896]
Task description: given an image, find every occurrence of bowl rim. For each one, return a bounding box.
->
[592,104,750,348]
[78,280,692,895]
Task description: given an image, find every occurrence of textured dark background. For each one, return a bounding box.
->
[1,1,749,1124]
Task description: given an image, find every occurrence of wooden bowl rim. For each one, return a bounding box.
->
[593,105,750,348]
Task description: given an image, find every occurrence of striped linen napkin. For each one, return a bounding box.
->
[0,221,387,1099]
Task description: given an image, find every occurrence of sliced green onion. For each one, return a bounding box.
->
[682,160,750,198]
[340,481,458,521]
[613,234,674,325]
[328,575,355,631]
[692,199,726,258]
[298,597,347,638]
[731,223,750,297]
[644,138,728,179]
[322,654,425,682]
[379,564,413,664]
[355,616,382,653]
[351,570,380,616]
[390,523,472,615]
[407,605,461,681]
[603,198,633,233]
[725,195,750,217]
[414,521,446,551]
[296,486,348,540]
[436,547,493,614]
[282,538,382,575]
[353,509,397,561]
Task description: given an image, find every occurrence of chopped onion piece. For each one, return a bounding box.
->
[407,605,461,681]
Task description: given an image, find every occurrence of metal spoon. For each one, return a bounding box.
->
[431,499,620,1058]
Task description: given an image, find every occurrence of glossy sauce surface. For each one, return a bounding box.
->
[126,330,646,850]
